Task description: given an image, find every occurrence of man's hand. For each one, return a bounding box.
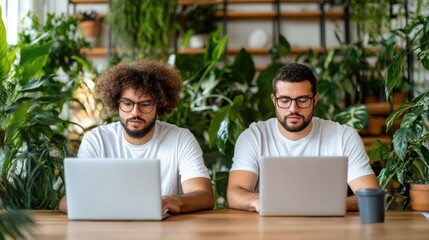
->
[162,195,183,214]
[161,177,214,214]
[250,199,260,213]
[227,170,260,212]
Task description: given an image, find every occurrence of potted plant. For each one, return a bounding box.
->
[77,10,103,46]
[369,14,429,210]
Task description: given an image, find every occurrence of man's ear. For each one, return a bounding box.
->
[313,93,319,105]
[271,93,276,106]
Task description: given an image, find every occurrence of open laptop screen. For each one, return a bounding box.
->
[64,157,168,220]
[259,156,348,216]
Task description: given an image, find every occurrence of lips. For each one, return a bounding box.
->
[127,118,145,127]
[286,115,302,122]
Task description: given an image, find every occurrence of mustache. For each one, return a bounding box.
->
[126,117,145,122]
[285,113,304,118]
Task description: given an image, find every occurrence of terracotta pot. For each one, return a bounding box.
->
[364,96,379,104]
[367,116,385,136]
[393,92,407,105]
[409,183,429,211]
[79,21,101,38]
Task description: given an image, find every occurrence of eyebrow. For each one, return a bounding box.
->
[120,98,155,102]
[276,95,313,98]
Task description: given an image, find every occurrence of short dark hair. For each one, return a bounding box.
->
[95,59,182,116]
[272,63,317,96]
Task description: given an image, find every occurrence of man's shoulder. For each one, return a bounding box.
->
[313,117,357,134]
[86,122,121,137]
[241,118,275,137]
[156,121,193,137]
[248,118,275,129]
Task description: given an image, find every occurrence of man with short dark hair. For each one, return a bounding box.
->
[227,63,380,212]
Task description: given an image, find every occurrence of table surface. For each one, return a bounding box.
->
[29,209,429,240]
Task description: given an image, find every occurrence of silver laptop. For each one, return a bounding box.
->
[259,156,348,216]
[64,157,169,220]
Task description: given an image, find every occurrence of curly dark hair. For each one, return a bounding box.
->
[95,59,182,116]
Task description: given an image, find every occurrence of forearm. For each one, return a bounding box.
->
[163,189,215,214]
[227,187,259,212]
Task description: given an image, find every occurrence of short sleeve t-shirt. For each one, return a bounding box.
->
[77,121,210,195]
[230,117,374,184]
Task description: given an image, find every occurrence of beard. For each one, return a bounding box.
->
[120,116,156,139]
[276,108,313,133]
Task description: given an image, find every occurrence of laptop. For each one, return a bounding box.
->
[64,157,169,220]
[259,156,348,217]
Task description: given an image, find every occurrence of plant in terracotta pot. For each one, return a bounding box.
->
[77,10,103,46]
[368,14,429,210]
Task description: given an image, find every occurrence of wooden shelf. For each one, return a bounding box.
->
[361,136,392,147]
[70,0,108,3]
[80,48,110,57]
[215,10,343,20]
[282,11,344,20]
[177,0,222,5]
[178,46,328,55]
[215,11,277,19]
[365,102,403,115]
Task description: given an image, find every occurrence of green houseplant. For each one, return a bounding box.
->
[302,37,370,131]
[1,11,90,211]
[369,13,429,210]
[0,7,35,239]
[107,0,179,60]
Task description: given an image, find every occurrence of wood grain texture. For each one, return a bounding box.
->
[30,209,429,240]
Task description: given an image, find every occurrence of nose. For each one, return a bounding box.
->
[288,99,299,112]
[130,103,142,116]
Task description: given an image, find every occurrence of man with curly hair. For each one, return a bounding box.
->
[59,59,215,214]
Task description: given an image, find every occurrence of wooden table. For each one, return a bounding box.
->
[29,209,429,240]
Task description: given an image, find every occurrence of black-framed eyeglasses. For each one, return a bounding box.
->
[275,95,314,109]
[118,98,156,113]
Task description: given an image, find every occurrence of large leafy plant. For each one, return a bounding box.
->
[369,14,429,209]
[302,37,370,131]
[0,7,34,240]
[1,11,89,211]
[108,0,178,60]
[17,12,89,77]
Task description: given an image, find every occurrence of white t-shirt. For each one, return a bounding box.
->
[77,121,210,196]
[231,117,374,184]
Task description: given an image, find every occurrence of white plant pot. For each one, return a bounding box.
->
[189,35,206,49]
[248,29,269,48]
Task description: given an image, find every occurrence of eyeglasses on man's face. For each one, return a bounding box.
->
[118,98,156,113]
[275,95,314,109]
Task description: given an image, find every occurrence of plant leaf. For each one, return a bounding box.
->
[334,104,369,131]
[392,127,412,160]
[0,6,12,79]
[232,48,255,85]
